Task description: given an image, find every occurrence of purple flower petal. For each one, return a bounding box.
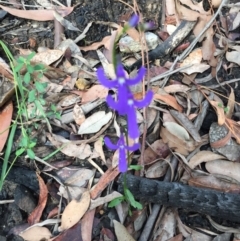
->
[128,67,146,85]
[116,86,130,115]
[134,90,153,108]
[118,146,128,172]
[128,14,139,27]
[97,68,116,88]
[116,64,126,79]
[106,95,120,111]
[127,109,139,139]
[104,137,118,150]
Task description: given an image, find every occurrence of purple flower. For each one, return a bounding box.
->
[105,134,139,172]
[107,90,153,139]
[97,64,153,139]
[128,14,139,27]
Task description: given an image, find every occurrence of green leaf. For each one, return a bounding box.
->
[27,64,34,74]
[39,98,46,105]
[34,64,45,71]
[129,165,142,171]
[125,189,135,205]
[51,104,57,112]
[26,52,36,61]
[125,189,142,209]
[16,148,25,156]
[20,136,28,147]
[35,81,47,93]
[17,56,25,64]
[134,201,143,210]
[27,149,35,159]
[28,90,36,102]
[108,197,125,208]
[23,72,31,84]
[15,62,24,72]
[28,141,36,148]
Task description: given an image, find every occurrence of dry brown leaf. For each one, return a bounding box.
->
[188,175,240,193]
[181,48,202,65]
[78,111,113,134]
[145,160,168,178]
[59,191,90,231]
[226,51,240,65]
[19,226,51,241]
[90,167,119,199]
[226,118,240,144]
[226,87,235,119]
[189,151,226,169]
[80,26,122,52]
[206,160,240,182]
[170,110,201,142]
[154,208,176,240]
[209,100,225,125]
[46,133,92,159]
[180,48,210,74]
[179,0,209,14]
[81,85,108,103]
[28,174,48,225]
[94,137,106,164]
[142,139,170,165]
[163,84,190,93]
[154,93,183,112]
[0,5,73,21]
[81,209,95,241]
[58,94,80,108]
[164,122,190,141]
[89,191,123,210]
[32,49,63,65]
[166,0,176,15]
[160,127,196,155]
[73,104,85,125]
[113,220,136,241]
[80,35,112,51]
[0,102,13,152]
[0,58,13,80]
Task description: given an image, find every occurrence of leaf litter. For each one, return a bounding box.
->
[2,0,240,240]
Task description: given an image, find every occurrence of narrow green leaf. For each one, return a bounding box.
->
[16,148,25,156]
[39,98,46,105]
[35,81,47,93]
[27,149,35,159]
[108,197,125,208]
[17,57,25,64]
[28,90,36,102]
[34,64,45,71]
[15,62,24,72]
[129,165,142,171]
[28,141,36,148]
[125,189,135,205]
[27,64,34,74]
[23,72,31,84]
[26,52,36,61]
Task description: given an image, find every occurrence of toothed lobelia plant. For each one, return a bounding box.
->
[97,14,153,210]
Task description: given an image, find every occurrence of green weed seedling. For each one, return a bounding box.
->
[0,41,60,190]
[218,102,229,114]
[108,165,143,215]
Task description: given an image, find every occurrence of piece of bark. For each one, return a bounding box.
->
[118,174,240,222]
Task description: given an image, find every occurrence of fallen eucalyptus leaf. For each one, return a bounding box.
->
[78,111,113,134]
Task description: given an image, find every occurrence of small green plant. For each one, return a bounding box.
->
[0,41,60,190]
[218,103,229,114]
[108,165,143,215]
